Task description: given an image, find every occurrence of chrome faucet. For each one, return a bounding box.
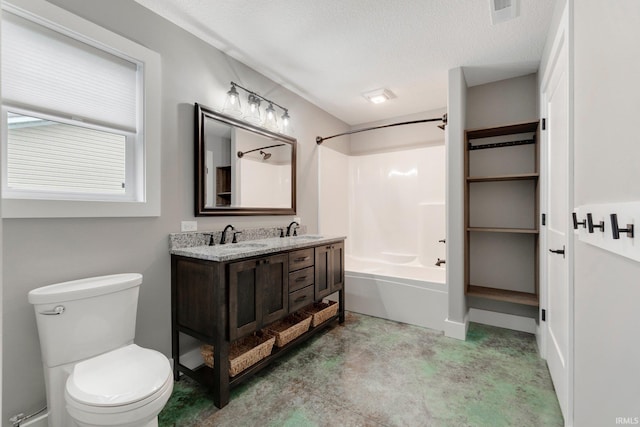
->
[220,224,235,244]
[435,258,446,266]
[286,221,299,236]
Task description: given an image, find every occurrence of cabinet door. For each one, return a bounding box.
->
[314,245,333,300]
[329,242,344,293]
[229,258,262,340]
[315,242,345,300]
[261,253,289,325]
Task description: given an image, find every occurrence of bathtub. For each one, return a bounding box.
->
[344,255,447,331]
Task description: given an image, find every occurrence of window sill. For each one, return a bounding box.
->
[1,197,160,218]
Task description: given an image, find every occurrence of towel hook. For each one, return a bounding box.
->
[610,213,634,239]
[586,213,605,233]
[572,213,586,230]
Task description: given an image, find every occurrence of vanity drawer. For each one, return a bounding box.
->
[289,285,314,313]
[289,266,314,292]
[288,248,314,271]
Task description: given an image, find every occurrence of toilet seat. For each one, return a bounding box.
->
[65,344,173,426]
[66,344,171,407]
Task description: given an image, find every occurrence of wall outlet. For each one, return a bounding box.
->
[181,221,198,232]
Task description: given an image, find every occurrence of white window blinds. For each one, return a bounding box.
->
[7,113,127,196]
[1,11,139,132]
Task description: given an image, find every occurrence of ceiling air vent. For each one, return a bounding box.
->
[491,0,519,24]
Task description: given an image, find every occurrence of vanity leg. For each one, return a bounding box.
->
[212,340,230,408]
[212,262,230,408]
[172,331,179,380]
[171,258,180,380]
[338,288,345,324]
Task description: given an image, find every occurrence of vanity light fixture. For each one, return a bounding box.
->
[245,94,262,124]
[223,82,292,134]
[281,110,291,134]
[363,88,395,104]
[264,103,279,132]
[222,83,243,117]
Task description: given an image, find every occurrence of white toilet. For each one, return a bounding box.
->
[28,273,173,427]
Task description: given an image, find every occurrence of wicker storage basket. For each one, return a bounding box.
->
[266,313,312,347]
[200,331,275,377]
[301,301,339,327]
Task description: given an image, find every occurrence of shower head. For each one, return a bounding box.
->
[237,143,284,158]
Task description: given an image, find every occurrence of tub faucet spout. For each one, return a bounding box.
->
[435,258,446,266]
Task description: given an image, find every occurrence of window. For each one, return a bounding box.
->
[0,0,160,217]
[6,111,130,200]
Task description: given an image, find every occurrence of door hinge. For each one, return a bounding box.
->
[542,213,546,226]
[541,309,546,322]
[542,118,546,130]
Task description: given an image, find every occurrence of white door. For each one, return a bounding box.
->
[542,24,571,423]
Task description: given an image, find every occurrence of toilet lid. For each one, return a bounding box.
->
[66,344,171,407]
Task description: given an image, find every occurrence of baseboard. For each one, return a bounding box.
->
[19,413,48,427]
[444,315,468,340]
[468,308,536,334]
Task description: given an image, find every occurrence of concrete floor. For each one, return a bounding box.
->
[159,312,563,426]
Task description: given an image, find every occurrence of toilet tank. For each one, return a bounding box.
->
[28,273,142,368]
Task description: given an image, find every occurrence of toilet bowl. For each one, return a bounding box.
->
[28,274,174,427]
[65,344,173,427]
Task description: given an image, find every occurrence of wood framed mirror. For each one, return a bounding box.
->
[194,103,297,216]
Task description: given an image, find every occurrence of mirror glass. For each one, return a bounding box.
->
[195,103,296,216]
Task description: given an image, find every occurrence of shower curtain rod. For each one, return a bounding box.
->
[237,143,285,158]
[316,114,447,145]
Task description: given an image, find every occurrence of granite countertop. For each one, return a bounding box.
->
[170,235,346,262]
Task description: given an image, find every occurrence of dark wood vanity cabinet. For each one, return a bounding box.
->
[171,239,345,409]
[229,253,288,340]
[315,242,344,299]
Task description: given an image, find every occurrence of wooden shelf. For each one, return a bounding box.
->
[467,173,539,182]
[177,315,339,389]
[466,285,539,307]
[465,121,539,139]
[467,227,539,234]
[464,121,540,307]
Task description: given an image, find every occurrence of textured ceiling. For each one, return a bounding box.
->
[135,0,557,126]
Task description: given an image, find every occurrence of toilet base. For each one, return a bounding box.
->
[71,416,158,427]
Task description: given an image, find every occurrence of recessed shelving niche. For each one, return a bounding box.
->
[464,121,540,306]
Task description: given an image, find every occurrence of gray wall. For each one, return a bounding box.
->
[1,0,348,420]
[349,108,446,155]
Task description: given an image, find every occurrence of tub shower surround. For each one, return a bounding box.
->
[169,226,345,408]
